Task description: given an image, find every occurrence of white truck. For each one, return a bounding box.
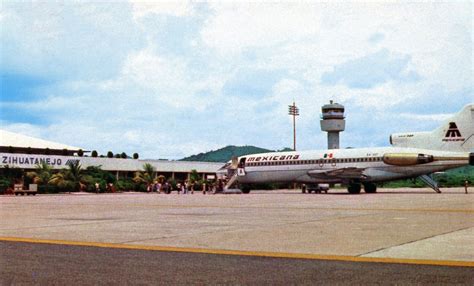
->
[303,184,329,194]
[13,184,38,196]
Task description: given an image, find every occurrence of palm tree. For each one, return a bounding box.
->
[49,161,85,192]
[133,163,156,190]
[66,160,85,192]
[49,171,72,190]
[26,162,52,186]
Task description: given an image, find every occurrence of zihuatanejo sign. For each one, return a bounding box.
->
[0,153,79,169]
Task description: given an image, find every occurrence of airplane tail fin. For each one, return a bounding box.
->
[390,104,474,152]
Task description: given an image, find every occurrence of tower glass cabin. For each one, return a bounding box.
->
[320,100,345,149]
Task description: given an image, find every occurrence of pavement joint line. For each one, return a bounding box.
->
[359,226,474,257]
[134,205,474,214]
[0,236,472,268]
[2,203,473,214]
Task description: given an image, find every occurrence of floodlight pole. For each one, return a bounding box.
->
[288,102,299,151]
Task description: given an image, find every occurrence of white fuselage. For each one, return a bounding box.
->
[234,147,470,184]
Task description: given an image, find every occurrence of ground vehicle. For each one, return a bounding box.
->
[305,184,329,194]
[13,184,38,196]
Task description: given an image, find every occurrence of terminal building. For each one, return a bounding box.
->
[0,129,223,182]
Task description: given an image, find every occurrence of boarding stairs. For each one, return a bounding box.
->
[418,174,441,193]
[224,172,239,190]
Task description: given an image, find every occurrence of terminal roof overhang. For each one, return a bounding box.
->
[0,129,83,155]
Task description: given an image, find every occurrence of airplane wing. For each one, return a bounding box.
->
[307,167,368,180]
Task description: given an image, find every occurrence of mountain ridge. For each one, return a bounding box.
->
[180,145,292,163]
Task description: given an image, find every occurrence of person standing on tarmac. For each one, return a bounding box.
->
[465,179,469,194]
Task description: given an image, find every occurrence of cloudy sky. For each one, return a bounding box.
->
[1,1,472,159]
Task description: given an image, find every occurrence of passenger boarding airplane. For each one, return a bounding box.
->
[221,104,474,194]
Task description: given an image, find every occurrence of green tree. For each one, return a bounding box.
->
[107,151,113,158]
[82,165,116,192]
[26,162,53,191]
[91,150,98,157]
[157,175,165,184]
[121,152,127,159]
[48,172,72,190]
[133,153,139,159]
[189,169,200,183]
[133,163,156,189]
[49,161,85,192]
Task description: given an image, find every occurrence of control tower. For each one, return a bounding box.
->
[320,100,345,149]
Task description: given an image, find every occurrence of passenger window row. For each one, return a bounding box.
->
[246,157,383,167]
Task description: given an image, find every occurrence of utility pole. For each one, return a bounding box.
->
[288,102,299,151]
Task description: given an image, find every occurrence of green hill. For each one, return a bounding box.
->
[181,145,284,162]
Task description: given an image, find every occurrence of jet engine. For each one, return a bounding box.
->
[383,153,434,166]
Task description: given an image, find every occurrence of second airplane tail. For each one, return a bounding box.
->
[390,104,474,152]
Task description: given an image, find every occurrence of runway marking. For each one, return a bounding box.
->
[12,203,454,214]
[139,205,474,214]
[4,201,472,214]
[91,204,474,214]
[0,236,472,268]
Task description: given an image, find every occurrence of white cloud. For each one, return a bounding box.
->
[130,0,194,19]
[201,2,321,55]
[1,1,472,158]
[1,2,141,78]
[399,113,452,122]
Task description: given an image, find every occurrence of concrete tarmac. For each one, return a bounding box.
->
[2,241,473,285]
[1,188,473,284]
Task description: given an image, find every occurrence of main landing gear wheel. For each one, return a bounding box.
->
[241,185,251,194]
[347,184,361,194]
[363,183,377,193]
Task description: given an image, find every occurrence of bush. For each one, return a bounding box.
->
[107,151,113,158]
[135,183,147,192]
[121,152,127,159]
[167,178,177,190]
[117,179,135,192]
[133,153,139,159]
[84,166,116,184]
[38,184,61,194]
[91,150,98,157]
[0,176,12,194]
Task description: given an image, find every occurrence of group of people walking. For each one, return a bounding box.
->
[147,179,226,194]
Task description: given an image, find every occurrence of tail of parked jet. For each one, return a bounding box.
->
[390,104,474,152]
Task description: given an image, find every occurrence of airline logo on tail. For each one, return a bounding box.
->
[443,122,465,142]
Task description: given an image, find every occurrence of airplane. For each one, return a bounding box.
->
[221,104,474,194]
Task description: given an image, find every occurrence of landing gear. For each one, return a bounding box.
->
[241,185,251,194]
[363,183,377,193]
[347,183,361,194]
